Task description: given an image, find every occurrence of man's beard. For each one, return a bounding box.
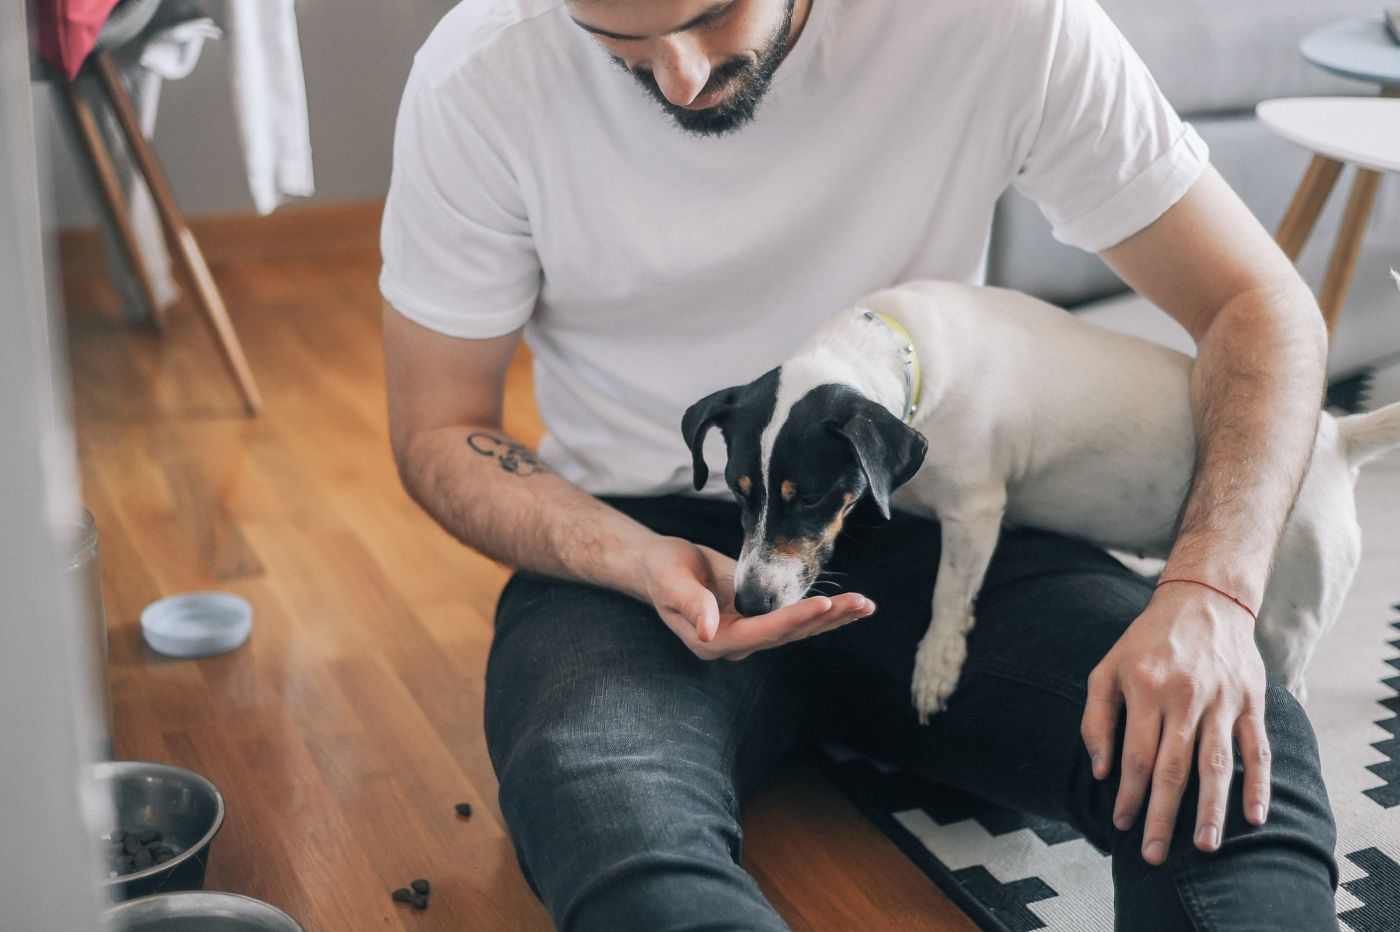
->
[623,0,795,137]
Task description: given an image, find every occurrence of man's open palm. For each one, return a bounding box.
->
[643,537,874,661]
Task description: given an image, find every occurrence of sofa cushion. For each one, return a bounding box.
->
[1099,0,1387,115]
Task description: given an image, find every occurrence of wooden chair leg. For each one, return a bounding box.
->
[89,51,264,416]
[1318,167,1382,338]
[55,75,165,330]
[1275,154,1344,263]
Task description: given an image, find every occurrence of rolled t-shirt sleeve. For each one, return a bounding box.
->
[379,60,540,338]
[1010,0,1209,255]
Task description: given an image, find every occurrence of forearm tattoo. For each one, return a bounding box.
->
[467,433,549,476]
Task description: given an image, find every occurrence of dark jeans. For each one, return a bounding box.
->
[484,496,1338,931]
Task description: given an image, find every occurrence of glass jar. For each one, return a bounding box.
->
[67,508,114,760]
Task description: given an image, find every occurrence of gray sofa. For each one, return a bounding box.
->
[988,0,1392,309]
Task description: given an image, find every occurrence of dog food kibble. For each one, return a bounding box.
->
[455,802,472,818]
[105,827,182,877]
[392,878,433,910]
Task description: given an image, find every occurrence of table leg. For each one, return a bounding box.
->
[90,52,263,417]
[1275,155,1344,262]
[55,77,164,330]
[1318,167,1382,338]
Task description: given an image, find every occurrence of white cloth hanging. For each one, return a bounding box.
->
[226,0,314,215]
[96,0,314,318]
[121,15,223,311]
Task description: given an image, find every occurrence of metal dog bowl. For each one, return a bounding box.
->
[96,761,226,901]
[105,892,304,931]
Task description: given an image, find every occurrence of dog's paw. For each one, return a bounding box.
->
[911,631,968,724]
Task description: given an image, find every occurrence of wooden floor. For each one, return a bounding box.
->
[61,204,976,931]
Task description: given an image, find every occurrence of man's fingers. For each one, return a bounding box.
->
[1236,705,1272,825]
[1081,667,1121,780]
[1113,705,1162,835]
[799,595,875,636]
[779,606,871,647]
[1193,713,1235,853]
[744,593,867,636]
[716,594,871,658]
[682,586,721,643]
[1140,717,1196,865]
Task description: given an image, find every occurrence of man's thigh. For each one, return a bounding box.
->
[483,496,816,924]
[485,569,810,805]
[800,509,1150,842]
[485,495,811,819]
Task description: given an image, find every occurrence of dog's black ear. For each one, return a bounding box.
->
[681,386,741,491]
[830,405,928,519]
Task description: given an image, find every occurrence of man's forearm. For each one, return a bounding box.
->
[395,424,657,601]
[1163,283,1329,610]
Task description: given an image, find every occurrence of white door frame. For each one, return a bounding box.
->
[1,3,110,927]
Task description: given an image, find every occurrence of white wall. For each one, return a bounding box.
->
[39,0,457,225]
[1,2,110,928]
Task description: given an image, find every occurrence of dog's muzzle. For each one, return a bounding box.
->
[733,542,820,617]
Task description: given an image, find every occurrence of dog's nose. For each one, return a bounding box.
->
[734,586,776,617]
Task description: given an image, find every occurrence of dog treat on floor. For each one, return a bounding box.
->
[393,878,433,909]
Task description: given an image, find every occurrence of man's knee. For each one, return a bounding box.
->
[490,713,788,930]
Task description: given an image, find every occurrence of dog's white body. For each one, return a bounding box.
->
[775,281,1400,720]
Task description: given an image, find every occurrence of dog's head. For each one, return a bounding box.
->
[682,369,927,616]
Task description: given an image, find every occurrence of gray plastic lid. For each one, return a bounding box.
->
[140,592,253,658]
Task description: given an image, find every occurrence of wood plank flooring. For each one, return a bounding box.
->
[60,204,975,931]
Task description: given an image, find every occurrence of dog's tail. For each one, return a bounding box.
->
[1338,400,1400,469]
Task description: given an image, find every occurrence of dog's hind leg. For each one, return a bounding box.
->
[912,496,1006,723]
[1255,477,1361,704]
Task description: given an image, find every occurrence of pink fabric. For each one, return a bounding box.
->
[33,0,123,80]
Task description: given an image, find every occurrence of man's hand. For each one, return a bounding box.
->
[642,536,875,660]
[1080,584,1271,866]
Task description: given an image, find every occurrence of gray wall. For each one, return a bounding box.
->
[40,0,456,226]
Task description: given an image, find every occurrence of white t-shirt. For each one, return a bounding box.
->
[380,0,1207,497]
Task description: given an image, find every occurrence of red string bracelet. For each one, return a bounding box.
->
[1156,578,1258,624]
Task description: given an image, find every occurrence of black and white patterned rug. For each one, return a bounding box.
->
[821,359,1400,931]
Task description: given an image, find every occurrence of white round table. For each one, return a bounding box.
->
[1256,97,1400,336]
[1299,16,1400,89]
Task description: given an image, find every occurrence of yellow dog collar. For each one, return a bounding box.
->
[864,311,921,424]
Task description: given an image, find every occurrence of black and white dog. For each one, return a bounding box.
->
[682,281,1400,722]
